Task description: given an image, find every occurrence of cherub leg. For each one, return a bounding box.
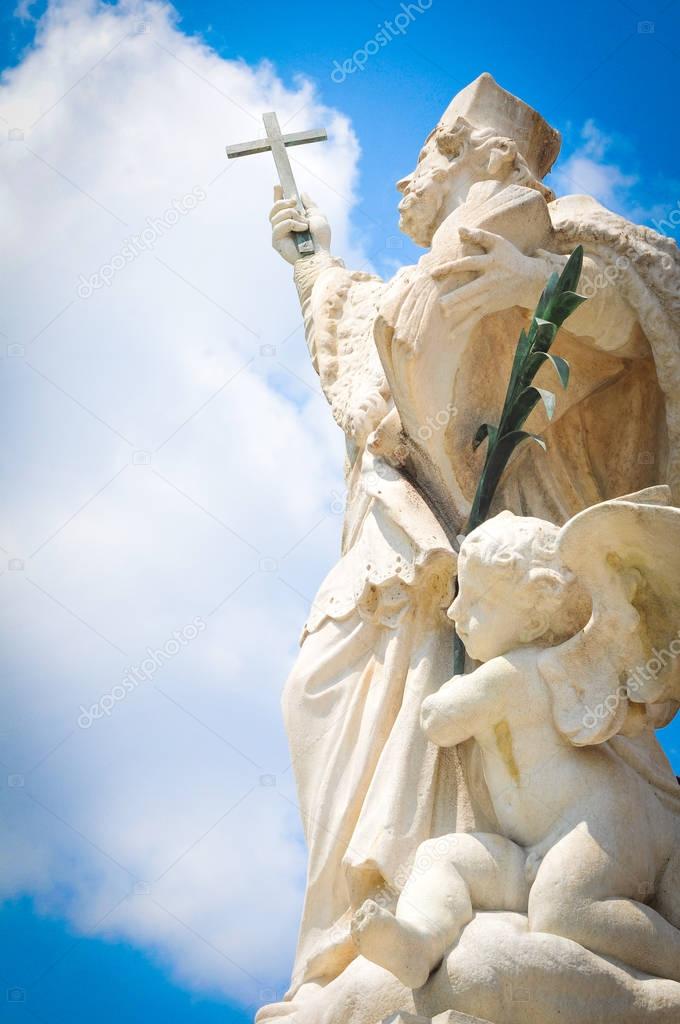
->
[529,826,680,982]
[351,832,528,989]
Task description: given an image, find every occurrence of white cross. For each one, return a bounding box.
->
[226,112,327,255]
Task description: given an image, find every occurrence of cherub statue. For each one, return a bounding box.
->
[352,492,680,990]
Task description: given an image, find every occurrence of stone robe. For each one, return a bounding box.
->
[279,185,680,1000]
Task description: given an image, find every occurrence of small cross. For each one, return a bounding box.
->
[226,112,327,256]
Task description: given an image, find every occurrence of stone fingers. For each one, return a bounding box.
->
[272,217,309,240]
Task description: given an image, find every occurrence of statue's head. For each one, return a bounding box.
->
[397,73,561,247]
[449,511,588,662]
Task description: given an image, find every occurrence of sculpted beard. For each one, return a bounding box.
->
[398,173,446,247]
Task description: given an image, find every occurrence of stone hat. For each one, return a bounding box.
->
[440,72,561,179]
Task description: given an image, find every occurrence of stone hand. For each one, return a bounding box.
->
[435,226,549,326]
[268,185,331,264]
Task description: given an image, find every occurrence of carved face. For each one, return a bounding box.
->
[396,119,548,247]
[449,553,546,662]
[449,558,516,661]
[395,118,497,244]
[396,134,454,247]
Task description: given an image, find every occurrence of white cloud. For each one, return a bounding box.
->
[13,0,40,21]
[0,0,369,1006]
[549,118,639,216]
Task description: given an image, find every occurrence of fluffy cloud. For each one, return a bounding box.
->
[548,118,680,242]
[13,0,40,20]
[0,0,370,1006]
[549,118,639,215]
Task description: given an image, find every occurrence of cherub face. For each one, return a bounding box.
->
[449,554,538,662]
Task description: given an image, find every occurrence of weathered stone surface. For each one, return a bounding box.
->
[254,70,680,1024]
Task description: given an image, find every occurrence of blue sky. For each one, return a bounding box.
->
[1,1,679,1022]
[3,0,680,270]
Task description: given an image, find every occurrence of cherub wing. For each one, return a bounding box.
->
[538,488,680,746]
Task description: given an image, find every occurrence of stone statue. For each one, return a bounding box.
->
[352,494,680,990]
[254,74,680,1024]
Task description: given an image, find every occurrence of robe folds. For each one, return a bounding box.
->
[281,190,680,996]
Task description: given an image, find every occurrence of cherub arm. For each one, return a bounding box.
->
[420,657,514,747]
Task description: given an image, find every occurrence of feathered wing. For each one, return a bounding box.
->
[538,490,680,746]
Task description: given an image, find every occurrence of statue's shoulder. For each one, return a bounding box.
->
[547,193,624,233]
[549,195,680,268]
[549,193,610,217]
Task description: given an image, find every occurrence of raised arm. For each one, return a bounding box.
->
[420,658,513,748]
[269,187,344,371]
[268,186,390,446]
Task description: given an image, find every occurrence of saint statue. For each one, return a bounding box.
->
[255,74,680,1024]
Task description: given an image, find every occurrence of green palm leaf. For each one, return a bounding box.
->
[453,245,586,673]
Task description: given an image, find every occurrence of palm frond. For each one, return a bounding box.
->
[452,246,586,673]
